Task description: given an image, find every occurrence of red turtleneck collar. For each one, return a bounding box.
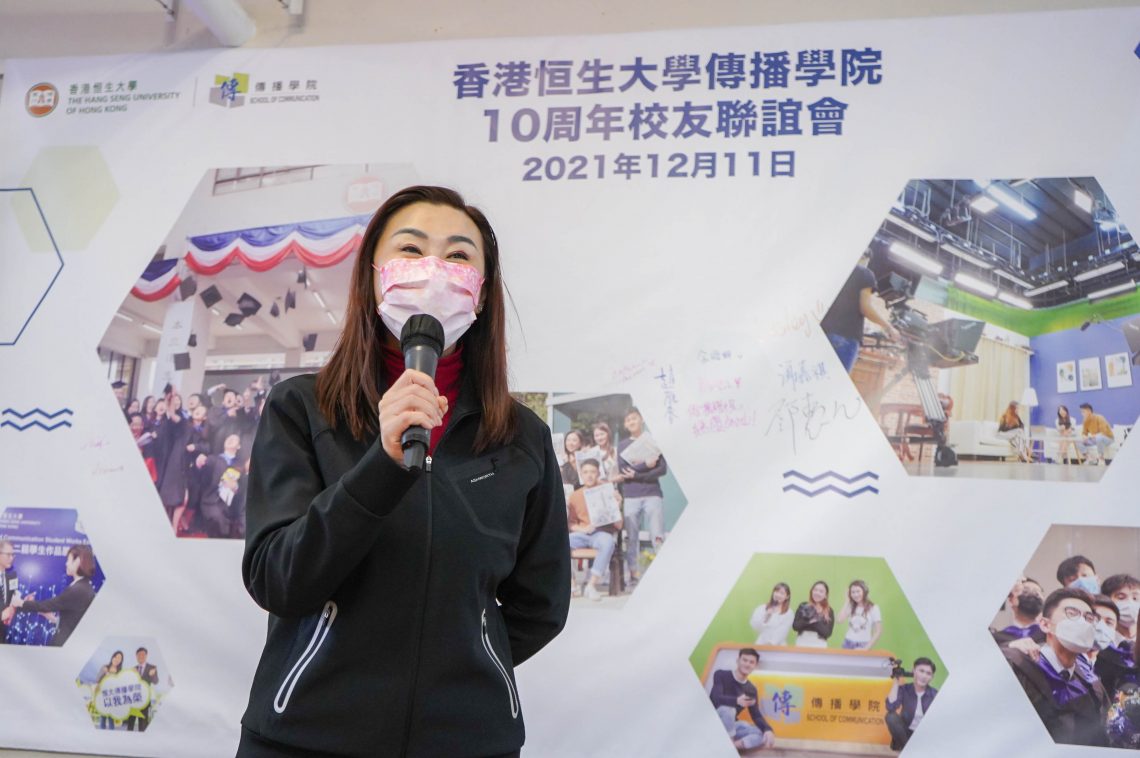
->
[382,343,464,455]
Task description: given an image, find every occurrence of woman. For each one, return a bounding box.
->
[591,421,618,480]
[792,580,834,648]
[142,395,156,426]
[152,393,193,527]
[1055,404,1081,464]
[96,650,125,729]
[561,429,588,489]
[997,400,1029,462]
[837,580,882,650]
[237,186,569,758]
[750,582,793,646]
[12,544,97,647]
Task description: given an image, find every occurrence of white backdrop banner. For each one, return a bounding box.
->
[2,7,1140,757]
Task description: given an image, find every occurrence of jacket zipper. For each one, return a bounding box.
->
[399,410,477,758]
[273,600,338,714]
[481,608,520,719]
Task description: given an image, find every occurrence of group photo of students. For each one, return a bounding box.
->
[991,525,1140,748]
[690,553,945,755]
[111,377,268,539]
[541,392,688,605]
[97,164,419,539]
[824,176,1138,482]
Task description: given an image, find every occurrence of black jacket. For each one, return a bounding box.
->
[239,374,570,758]
[19,576,96,647]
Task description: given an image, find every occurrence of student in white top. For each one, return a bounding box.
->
[750,582,794,646]
[837,579,883,650]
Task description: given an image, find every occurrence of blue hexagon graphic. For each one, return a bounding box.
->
[0,187,63,346]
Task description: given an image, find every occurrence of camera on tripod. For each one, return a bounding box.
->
[873,272,986,467]
[887,657,913,679]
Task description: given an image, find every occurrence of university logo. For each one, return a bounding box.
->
[209,73,249,108]
[25,83,59,117]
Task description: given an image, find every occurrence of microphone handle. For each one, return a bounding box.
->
[401,344,440,470]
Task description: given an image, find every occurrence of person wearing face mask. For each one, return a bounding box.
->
[884,657,938,751]
[1104,574,1140,649]
[992,577,1047,646]
[236,186,569,758]
[1003,587,1111,746]
[1057,555,1101,596]
[1089,595,1139,699]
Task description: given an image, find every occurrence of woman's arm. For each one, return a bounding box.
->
[869,620,883,648]
[497,429,571,665]
[792,602,814,633]
[836,602,851,623]
[242,381,420,618]
[749,604,770,634]
[818,610,835,639]
[20,582,83,614]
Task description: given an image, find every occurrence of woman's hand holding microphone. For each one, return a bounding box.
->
[377,370,448,465]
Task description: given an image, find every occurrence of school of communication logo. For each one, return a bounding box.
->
[209,73,249,108]
[25,83,59,117]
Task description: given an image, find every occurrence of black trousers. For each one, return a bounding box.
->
[885,711,913,751]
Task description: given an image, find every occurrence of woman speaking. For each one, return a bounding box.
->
[237,186,570,758]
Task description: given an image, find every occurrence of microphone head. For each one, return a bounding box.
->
[1080,321,1091,331]
[400,314,445,356]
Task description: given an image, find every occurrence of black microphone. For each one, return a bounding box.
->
[399,314,445,470]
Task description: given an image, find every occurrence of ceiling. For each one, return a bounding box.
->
[874,177,1137,309]
[115,252,354,357]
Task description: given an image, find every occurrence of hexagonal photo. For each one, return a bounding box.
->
[514,392,689,608]
[98,163,417,538]
[0,508,105,647]
[76,636,173,731]
[690,554,946,755]
[991,524,1140,748]
[821,177,1138,481]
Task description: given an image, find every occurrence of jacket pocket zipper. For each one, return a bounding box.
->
[481,608,519,719]
[274,600,338,714]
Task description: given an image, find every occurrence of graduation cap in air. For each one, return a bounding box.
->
[178,275,198,300]
[187,333,198,348]
[162,382,174,396]
[200,285,223,308]
[269,302,280,318]
[173,352,191,371]
[224,313,245,327]
[284,289,297,313]
[237,292,262,317]
[302,333,318,352]
[297,268,308,288]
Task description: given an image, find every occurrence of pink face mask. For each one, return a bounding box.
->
[373,256,485,349]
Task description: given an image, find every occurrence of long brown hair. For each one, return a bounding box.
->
[810,580,832,619]
[316,186,516,452]
[768,582,791,614]
[999,401,1021,428]
[846,579,875,614]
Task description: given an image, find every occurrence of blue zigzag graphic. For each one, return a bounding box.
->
[782,470,879,485]
[2,407,74,419]
[1,419,73,431]
[781,470,879,497]
[782,483,880,498]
